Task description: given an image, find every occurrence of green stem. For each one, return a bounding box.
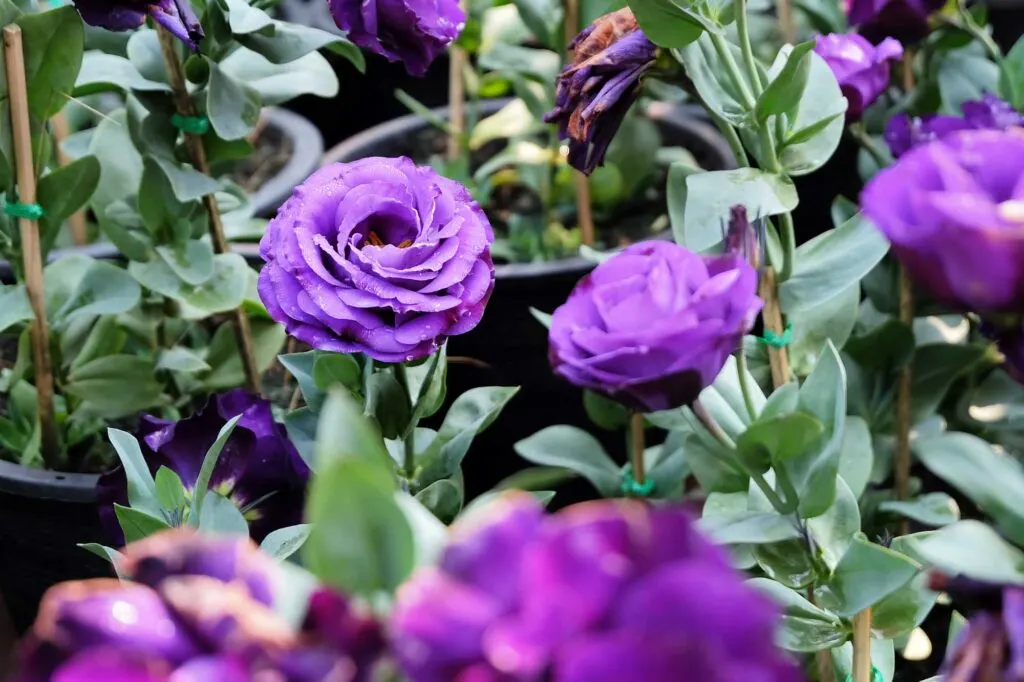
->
[749,472,791,516]
[393,364,417,479]
[735,351,758,421]
[849,123,889,170]
[709,33,756,109]
[709,110,749,166]
[777,212,796,281]
[734,0,765,95]
[691,399,735,449]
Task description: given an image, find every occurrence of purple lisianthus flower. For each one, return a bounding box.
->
[928,573,1024,680]
[96,389,310,546]
[15,530,384,682]
[885,94,1024,157]
[544,8,657,175]
[328,0,464,76]
[846,0,944,44]
[862,129,1024,312]
[548,240,762,413]
[71,0,203,50]
[813,33,903,121]
[258,158,495,363]
[391,493,802,682]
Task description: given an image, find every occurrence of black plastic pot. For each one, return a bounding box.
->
[0,461,111,634]
[321,100,736,501]
[249,108,325,218]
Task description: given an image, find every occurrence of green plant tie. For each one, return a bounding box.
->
[171,113,211,135]
[3,200,43,220]
[621,464,655,498]
[758,322,793,349]
[844,667,884,682]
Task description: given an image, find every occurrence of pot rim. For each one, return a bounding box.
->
[0,458,99,503]
[320,99,736,280]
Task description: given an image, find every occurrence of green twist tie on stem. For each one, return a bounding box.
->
[4,201,44,220]
[171,113,211,135]
[758,322,793,349]
[621,464,655,498]
[844,667,884,682]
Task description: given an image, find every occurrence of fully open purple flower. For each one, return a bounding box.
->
[544,8,657,175]
[16,530,384,682]
[862,129,1024,312]
[258,158,495,363]
[847,0,944,43]
[97,390,310,545]
[885,94,1024,157]
[328,0,463,76]
[814,33,903,121]
[71,0,203,50]
[548,240,761,412]
[392,493,801,682]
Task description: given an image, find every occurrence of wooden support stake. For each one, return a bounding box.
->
[630,411,645,485]
[852,609,873,682]
[759,267,790,388]
[447,0,468,160]
[50,112,87,245]
[564,0,595,246]
[4,25,59,468]
[156,28,261,395]
[777,0,796,44]
[894,269,914,535]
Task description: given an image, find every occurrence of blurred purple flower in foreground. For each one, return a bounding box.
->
[72,0,203,50]
[548,240,761,413]
[545,8,657,175]
[258,158,494,363]
[862,129,1024,312]
[814,33,903,121]
[846,0,944,44]
[329,0,464,76]
[97,389,310,545]
[16,530,384,682]
[884,94,1024,157]
[392,493,802,682]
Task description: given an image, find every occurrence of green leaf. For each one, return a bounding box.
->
[911,343,987,422]
[279,351,323,410]
[914,520,1024,584]
[674,168,798,253]
[583,390,629,430]
[512,0,563,49]
[677,34,749,124]
[754,538,819,589]
[630,0,709,48]
[780,214,889,314]
[0,285,32,334]
[88,109,143,214]
[107,428,161,518]
[220,47,339,105]
[78,543,126,572]
[787,283,859,378]
[698,511,801,544]
[200,318,284,391]
[240,21,365,69]
[913,431,1024,545]
[38,154,101,256]
[154,466,187,516]
[755,41,815,122]
[17,6,85,119]
[205,59,261,140]
[66,356,167,418]
[304,457,414,596]
[514,425,622,497]
[53,260,141,324]
[823,537,920,617]
[806,476,860,571]
[198,492,249,535]
[879,493,960,527]
[155,241,215,287]
[1001,34,1024,108]
[152,156,221,202]
[395,491,448,568]
[365,372,411,440]
[189,414,242,527]
[312,352,361,392]
[938,46,1000,114]
[469,98,539,150]
[748,578,848,652]
[837,416,873,499]
[129,253,249,318]
[831,639,895,682]
[114,504,171,543]
[778,50,847,175]
[736,412,825,474]
[260,524,312,560]
[314,388,394,473]
[872,570,939,639]
[405,347,448,423]
[415,478,463,523]
[74,51,169,94]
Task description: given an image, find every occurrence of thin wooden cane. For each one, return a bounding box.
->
[563,0,595,246]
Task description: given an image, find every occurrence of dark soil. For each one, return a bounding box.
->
[230,123,294,195]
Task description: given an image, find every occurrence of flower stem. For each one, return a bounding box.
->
[630,411,646,485]
[734,0,765,95]
[709,33,756,110]
[709,109,749,166]
[848,123,889,170]
[156,27,262,396]
[735,350,758,420]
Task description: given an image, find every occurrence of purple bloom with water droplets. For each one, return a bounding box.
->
[544,8,657,175]
[258,157,495,363]
[391,493,802,682]
[71,0,203,50]
[862,129,1024,313]
[813,33,903,121]
[328,0,464,76]
[96,389,310,546]
[548,240,762,412]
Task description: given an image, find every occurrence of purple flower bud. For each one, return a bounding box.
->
[884,94,1023,158]
[724,205,763,272]
[862,129,1024,312]
[391,493,802,682]
[846,0,944,44]
[258,158,495,363]
[813,33,903,121]
[97,390,310,546]
[544,9,657,175]
[71,0,203,50]
[328,0,464,76]
[547,241,762,412]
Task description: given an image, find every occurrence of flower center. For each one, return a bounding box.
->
[367,230,413,248]
[997,200,1024,223]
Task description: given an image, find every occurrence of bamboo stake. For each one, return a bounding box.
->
[759,267,790,388]
[852,609,873,682]
[447,0,467,160]
[563,0,595,246]
[777,0,796,44]
[4,25,59,468]
[50,112,86,246]
[894,270,914,535]
[630,411,645,485]
[156,28,261,395]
